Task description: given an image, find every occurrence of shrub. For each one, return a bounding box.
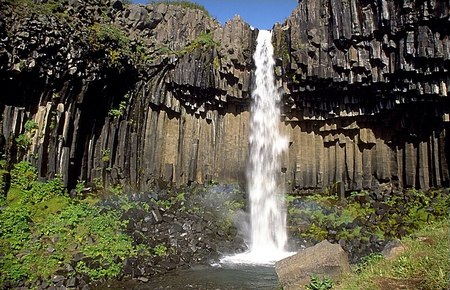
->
[10,161,38,190]
[0,205,32,284]
[75,179,86,195]
[287,188,450,263]
[101,148,111,162]
[88,22,131,67]
[1,196,135,285]
[28,176,66,203]
[24,120,38,133]
[1,162,136,286]
[177,32,219,56]
[15,134,31,150]
[90,22,130,50]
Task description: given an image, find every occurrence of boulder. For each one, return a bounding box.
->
[382,239,406,261]
[275,240,351,290]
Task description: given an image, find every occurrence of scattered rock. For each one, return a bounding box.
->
[137,277,149,283]
[65,277,78,288]
[382,240,407,261]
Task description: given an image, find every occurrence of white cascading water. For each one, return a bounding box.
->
[221,30,292,265]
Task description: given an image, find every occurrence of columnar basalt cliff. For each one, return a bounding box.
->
[272,0,450,191]
[0,0,255,190]
[1,0,450,193]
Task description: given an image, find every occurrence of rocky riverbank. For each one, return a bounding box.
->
[0,176,247,289]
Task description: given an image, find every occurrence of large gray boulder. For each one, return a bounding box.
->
[275,240,351,290]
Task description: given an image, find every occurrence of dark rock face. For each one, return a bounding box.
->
[0,0,450,193]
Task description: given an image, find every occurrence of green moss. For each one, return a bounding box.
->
[213,56,220,70]
[33,196,70,223]
[101,148,111,163]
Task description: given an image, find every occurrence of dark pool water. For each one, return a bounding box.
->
[96,264,279,289]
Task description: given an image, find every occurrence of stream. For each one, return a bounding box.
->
[96,264,279,289]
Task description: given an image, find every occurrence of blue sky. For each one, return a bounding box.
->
[132,0,299,30]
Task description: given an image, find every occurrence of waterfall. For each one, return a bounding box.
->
[221,30,292,265]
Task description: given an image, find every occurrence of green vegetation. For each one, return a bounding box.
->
[10,161,38,190]
[7,0,219,72]
[101,148,111,163]
[306,275,334,290]
[7,0,63,15]
[218,199,245,230]
[24,120,38,133]
[88,22,132,68]
[152,191,186,210]
[15,134,32,150]
[153,243,168,257]
[0,161,246,288]
[213,56,220,70]
[155,31,220,60]
[187,32,219,50]
[15,119,38,150]
[0,162,136,287]
[287,189,450,245]
[336,220,450,290]
[353,252,384,274]
[89,22,130,52]
[108,94,130,119]
[148,0,211,18]
[176,31,220,57]
[75,179,86,195]
[108,100,128,119]
[287,188,450,290]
